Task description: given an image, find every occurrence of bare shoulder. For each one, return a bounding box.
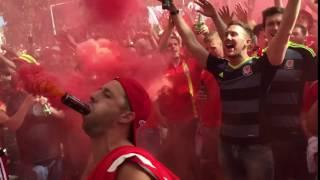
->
[117,161,153,180]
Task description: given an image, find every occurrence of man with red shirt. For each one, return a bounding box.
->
[157,20,222,179]
[80,77,178,180]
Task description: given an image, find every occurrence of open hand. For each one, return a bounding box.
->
[194,0,216,17]
[218,6,234,25]
[235,3,248,23]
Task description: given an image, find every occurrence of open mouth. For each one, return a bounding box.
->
[88,103,94,111]
[89,97,96,103]
[225,42,235,50]
[270,32,276,37]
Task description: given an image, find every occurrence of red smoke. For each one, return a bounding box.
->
[16,64,66,108]
[76,38,172,101]
[83,0,144,24]
[16,38,171,109]
[16,64,64,97]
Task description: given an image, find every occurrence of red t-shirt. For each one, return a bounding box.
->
[157,59,221,128]
[197,70,221,128]
[157,59,202,123]
[87,146,179,180]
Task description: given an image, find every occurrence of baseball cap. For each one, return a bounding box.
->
[114,77,151,145]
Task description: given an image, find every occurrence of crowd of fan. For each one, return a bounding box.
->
[0,0,317,179]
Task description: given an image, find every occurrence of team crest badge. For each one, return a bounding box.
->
[242,65,253,76]
[285,59,294,70]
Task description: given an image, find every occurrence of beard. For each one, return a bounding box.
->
[228,45,247,57]
[82,115,109,138]
[83,121,105,138]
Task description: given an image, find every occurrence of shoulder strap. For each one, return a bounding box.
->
[181,60,198,118]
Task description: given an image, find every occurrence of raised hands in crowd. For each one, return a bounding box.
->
[217,6,234,25]
[0,0,317,179]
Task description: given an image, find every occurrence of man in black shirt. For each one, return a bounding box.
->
[163,0,301,179]
[262,6,317,180]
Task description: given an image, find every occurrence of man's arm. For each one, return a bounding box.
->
[37,96,65,119]
[117,162,153,180]
[0,54,16,70]
[267,0,301,65]
[195,0,227,41]
[50,107,65,119]
[274,0,284,7]
[149,28,160,49]
[169,4,209,68]
[4,94,34,131]
[306,0,318,13]
[158,18,175,52]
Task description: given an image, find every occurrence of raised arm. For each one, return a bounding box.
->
[195,0,227,41]
[4,94,34,131]
[267,0,301,65]
[149,28,160,49]
[306,0,318,13]
[274,0,284,7]
[158,17,175,52]
[167,3,209,68]
[0,54,16,70]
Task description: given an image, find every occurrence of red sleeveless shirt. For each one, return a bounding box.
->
[88,146,179,180]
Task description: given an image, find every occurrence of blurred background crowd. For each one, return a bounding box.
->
[0,0,317,179]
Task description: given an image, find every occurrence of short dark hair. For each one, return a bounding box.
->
[227,21,254,40]
[262,6,285,27]
[298,9,314,31]
[253,24,264,37]
[294,24,307,36]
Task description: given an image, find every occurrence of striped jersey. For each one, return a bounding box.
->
[207,53,277,145]
[264,42,317,139]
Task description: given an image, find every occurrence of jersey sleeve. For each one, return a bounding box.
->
[255,53,280,91]
[206,54,227,78]
[290,43,318,81]
[127,155,179,180]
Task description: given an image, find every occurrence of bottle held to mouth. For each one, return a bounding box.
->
[61,93,91,115]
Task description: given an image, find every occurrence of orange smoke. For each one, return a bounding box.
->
[16,64,66,108]
[38,80,65,97]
